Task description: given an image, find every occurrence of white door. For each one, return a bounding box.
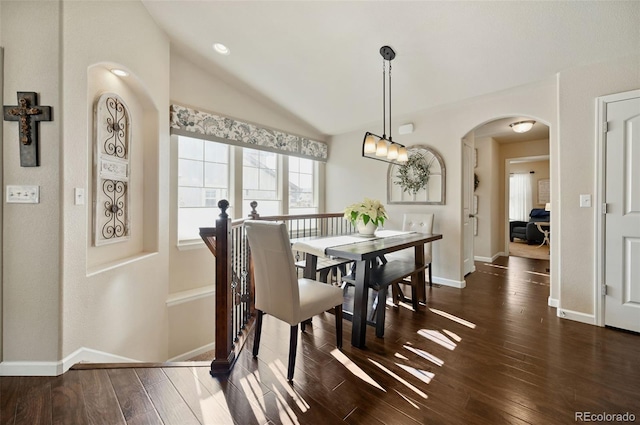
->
[463,139,474,276]
[604,95,640,332]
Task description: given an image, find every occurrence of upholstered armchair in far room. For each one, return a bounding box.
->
[510,208,550,244]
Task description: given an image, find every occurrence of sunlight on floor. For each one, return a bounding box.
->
[272,384,302,425]
[429,308,477,329]
[238,373,268,424]
[524,270,550,277]
[269,360,310,412]
[418,329,457,350]
[396,363,435,385]
[403,344,444,367]
[486,263,509,269]
[330,348,385,392]
[368,358,428,399]
[189,367,234,424]
[394,389,421,409]
[442,329,461,342]
[395,352,409,360]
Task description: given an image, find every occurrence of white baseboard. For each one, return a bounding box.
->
[548,297,559,308]
[167,342,215,362]
[433,276,466,289]
[557,307,596,325]
[0,360,61,377]
[63,347,140,371]
[474,252,504,263]
[0,347,140,377]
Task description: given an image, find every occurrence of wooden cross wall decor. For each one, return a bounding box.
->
[3,92,52,167]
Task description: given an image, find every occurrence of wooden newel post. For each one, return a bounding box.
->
[211,199,235,373]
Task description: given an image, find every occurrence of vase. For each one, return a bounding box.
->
[357,220,377,236]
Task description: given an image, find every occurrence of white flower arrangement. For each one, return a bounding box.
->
[344,198,388,227]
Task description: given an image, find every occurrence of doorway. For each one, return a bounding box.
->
[470,117,550,261]
[507,156,550,260]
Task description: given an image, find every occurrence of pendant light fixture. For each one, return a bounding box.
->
[362,46,408,164]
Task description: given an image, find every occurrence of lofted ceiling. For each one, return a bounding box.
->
[142,1,639,139]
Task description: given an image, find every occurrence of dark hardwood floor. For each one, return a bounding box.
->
[2,257,639,424]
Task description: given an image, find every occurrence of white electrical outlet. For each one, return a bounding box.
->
[6,185,40,204]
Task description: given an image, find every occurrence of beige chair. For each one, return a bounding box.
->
[245,220,344,382]
[385,213,435,309]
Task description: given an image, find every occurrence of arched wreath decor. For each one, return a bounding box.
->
[394,152,431,195]
[387,145,446,205]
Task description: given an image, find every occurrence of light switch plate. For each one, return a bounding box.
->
[74,188,85,205]
[6,185,40,203]
[579,194,592,208]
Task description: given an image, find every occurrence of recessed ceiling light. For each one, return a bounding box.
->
[213,43,230,56]
[110,68,129,77]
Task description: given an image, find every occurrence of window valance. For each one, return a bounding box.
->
[170,104,328,162]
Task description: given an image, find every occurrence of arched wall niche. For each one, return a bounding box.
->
[86,63,159,273]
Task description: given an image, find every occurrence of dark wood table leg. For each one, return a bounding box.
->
[303,254,318,280]
[414,244,426,304]
[351,260,370,348]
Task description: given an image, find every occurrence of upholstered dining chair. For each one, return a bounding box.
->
[385,213,435,309]
[244,220,344,382]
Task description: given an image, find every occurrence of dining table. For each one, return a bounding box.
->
[292,230,443,348]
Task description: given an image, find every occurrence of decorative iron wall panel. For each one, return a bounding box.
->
[93,93,131,246]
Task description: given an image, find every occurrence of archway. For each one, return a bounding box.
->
[465,116,550,262]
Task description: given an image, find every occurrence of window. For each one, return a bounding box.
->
[509,173,533,222]
[289,156,317,214]
[178,136,229,241]
[242,148,280,216]
[175,135,320,243]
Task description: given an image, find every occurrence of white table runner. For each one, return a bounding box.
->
[292,230,412,258]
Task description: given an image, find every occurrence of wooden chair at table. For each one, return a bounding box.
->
[245,220,344,382]
[386,213,435,310]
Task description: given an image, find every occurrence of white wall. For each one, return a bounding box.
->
[473,137,501,260]
[61,1,170,364]
[1,0,172,374]
[327,78,557,286]
[557,54,640,317]
[1,0,61,364]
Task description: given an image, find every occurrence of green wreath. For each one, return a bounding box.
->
[395,153,431,195]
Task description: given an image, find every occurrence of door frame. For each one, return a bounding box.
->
[462,138,475,276]
[595,89,640,327]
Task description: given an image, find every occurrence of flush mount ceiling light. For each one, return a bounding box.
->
[213,43,230,55]
[362,45,408,164]
[509,120,536,133]
[110,68,129,77]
